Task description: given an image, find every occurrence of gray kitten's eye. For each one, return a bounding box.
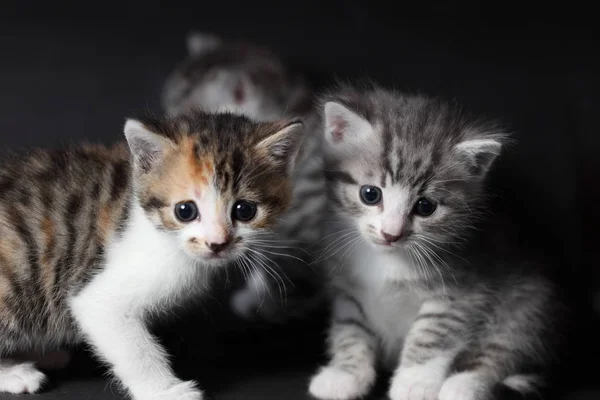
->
[175,201,199,222]
[414,198,437,217]
[360,185,382,205]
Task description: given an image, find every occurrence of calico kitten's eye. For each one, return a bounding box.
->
[414,198,437,217]
[175,201,199,222]
[232,200,257,222]
[360,185,382,205]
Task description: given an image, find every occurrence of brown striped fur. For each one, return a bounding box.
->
[0,109,303,357]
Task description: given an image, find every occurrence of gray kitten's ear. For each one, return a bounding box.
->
[323,101,374,148]
[124,119,173,172]
[255,120,305,174]
[454,137,503,178]
[187,32,222,56]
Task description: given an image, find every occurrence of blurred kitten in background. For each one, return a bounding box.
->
[162,32,327,323]
[162,32,311,121]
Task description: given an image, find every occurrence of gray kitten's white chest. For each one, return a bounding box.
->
[348,245,424,365]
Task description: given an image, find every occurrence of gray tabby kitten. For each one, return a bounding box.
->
[309,83,561,400]
[162,32,326,322]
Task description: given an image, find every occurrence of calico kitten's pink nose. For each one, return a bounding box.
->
[381,231,402,243]
[206,239,231,254]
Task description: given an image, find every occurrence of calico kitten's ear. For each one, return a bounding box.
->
[187,32,222,56]
[255,120,305,174]
[124,119,173,172]
[323,101,374,148]
[454,137,503,178]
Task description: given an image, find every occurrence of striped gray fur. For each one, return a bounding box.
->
[162,32,327,323]
[309,82,563,400]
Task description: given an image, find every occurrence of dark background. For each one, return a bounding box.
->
[0,1,598,399]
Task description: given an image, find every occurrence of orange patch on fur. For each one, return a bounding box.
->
[39,217,56,293]
[40,217,55,266]
[160,137,214,199]
[97,206,114,243]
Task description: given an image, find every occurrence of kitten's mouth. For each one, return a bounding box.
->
[370,239,396,250]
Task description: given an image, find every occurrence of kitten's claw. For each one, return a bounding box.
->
[438,372,491,400]
[308,365,374,400]
[0,361,47,394]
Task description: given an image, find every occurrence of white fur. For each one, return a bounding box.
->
[438,371,494,400]
[389,357,451,400]
[0,360,46,394]
[69,204,208,400]
[309,365,375,400]
[330,241,423,368]
[377,186,410,239]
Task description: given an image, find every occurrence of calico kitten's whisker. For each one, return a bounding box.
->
[246,251,287,307]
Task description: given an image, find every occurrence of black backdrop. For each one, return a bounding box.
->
[0,2,598,399]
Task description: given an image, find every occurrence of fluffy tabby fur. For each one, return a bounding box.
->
[0,110,304,398]
[308,83,562,400]
[162,32,326,322]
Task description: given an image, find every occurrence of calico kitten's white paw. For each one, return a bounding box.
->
[438,372,491,400]
[388,368,444,400]
[0,361,47,394]
[149,380,204,400]
[308,365,375,400]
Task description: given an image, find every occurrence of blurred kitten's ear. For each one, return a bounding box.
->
[454,137,504,178]
[187,32,222,56]
[255,120,305,174]
[323,101,374,148]
[124,119,173,172]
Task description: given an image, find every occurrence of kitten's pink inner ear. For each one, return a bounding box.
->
[330,116,348,142]
[324,101,373,146]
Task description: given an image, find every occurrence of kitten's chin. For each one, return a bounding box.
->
[368,237,402,253]
[187,251,237,268]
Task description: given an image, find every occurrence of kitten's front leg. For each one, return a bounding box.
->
[389,300,467,400]
[309,292,378,400]
[70,273,202,400]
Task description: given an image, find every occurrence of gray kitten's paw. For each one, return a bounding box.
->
[388,366,444,400]
[309,365,374,400]
[0,361,47,394]
[438,372,493,400]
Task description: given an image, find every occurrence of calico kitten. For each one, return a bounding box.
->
[0,110,304,398]
[308,83,562,400]
[162,32,326,323]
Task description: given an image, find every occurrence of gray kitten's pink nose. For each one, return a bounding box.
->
[381,231,402,243]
